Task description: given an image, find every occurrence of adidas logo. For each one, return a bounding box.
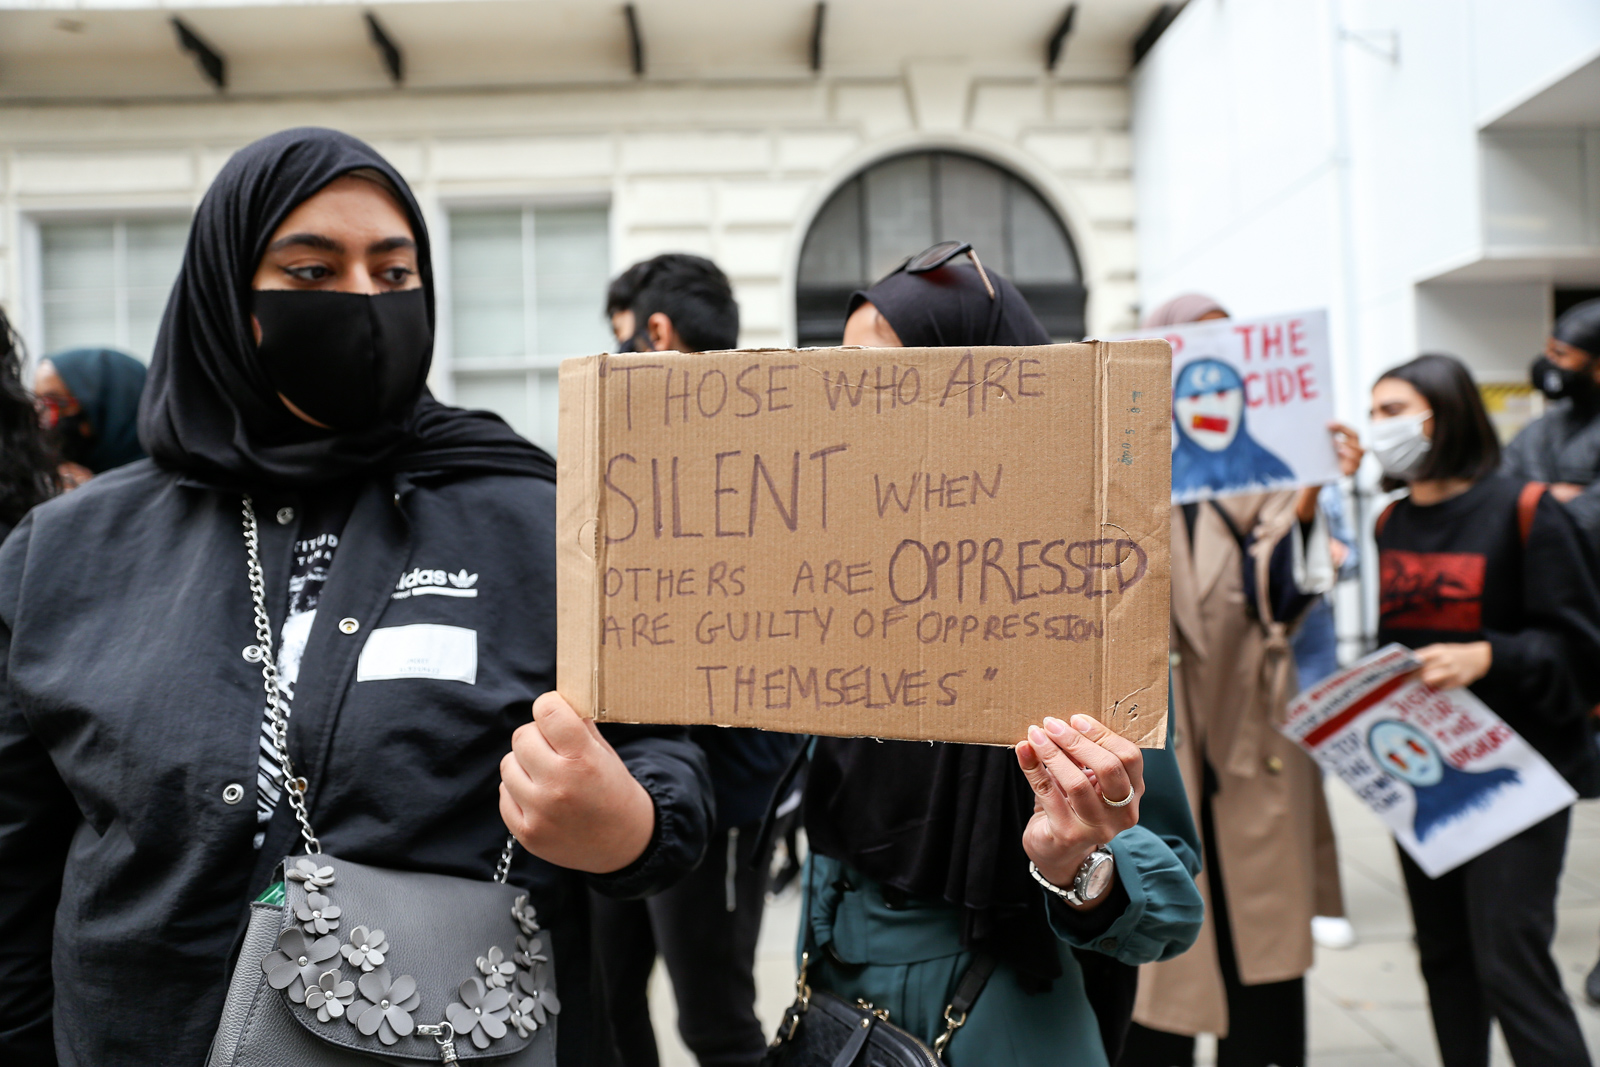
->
[392,566,481,600]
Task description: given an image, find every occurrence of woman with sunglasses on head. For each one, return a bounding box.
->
[0,308,59,541]
[790,245,1205,1067]
[0,128,712,1066]
[1365,354,1600,1067]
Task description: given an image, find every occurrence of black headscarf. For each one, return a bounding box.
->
[847,260,1052,348]
[1555,298,1600,359]
[809,261,1059,984]
[138,127,553,487]
[48,347,147,473]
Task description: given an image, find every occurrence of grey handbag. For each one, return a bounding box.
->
[208,496,558,1066]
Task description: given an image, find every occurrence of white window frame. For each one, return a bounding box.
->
[18,205,193,370]
[435,191,612,413]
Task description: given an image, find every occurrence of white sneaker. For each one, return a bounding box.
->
[1312,916,1357,949]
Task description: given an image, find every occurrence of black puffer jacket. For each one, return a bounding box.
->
[0,460,712,1066]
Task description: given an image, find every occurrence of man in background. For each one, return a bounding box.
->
[593,252,801,1067]
[607,252,736,355]
[1504,298,1600,548]
[1503,296,1600,1006]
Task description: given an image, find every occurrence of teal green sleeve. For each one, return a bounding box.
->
[1046,712,1204,965]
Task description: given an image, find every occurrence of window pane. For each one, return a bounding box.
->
[936,155,1007,272]
[1009,186,1079,283]
[864,154,934,280]
[798,179,865,286]
[126,293,172,360]
[527,368,560,456]
[41,222,116,293]
[532,206,610,358]
[454,370,529,438]
[41,293,118,354]
[39,216,187,360]
[124,220,189,359]
[450,210,525,360]
[124,219,189,285]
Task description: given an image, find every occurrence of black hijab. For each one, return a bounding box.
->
[48,347,148,473]
[847,259,1051,349]
[809,260,1059,984]
[138,127,553,487]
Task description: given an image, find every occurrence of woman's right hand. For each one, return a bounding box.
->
[1015,715,1143,905]
[1330,421,1364,477]
[499,691,657,875]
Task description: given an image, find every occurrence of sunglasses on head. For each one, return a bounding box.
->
[896,240,997,301]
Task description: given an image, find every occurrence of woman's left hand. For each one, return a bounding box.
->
[1414,642,1492,690]
[1015,715,1144,902]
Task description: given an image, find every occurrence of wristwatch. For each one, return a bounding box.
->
[1030,846,1115,906]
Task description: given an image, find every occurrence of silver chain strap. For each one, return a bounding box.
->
[243,495,322,855]
[243,495,518,880]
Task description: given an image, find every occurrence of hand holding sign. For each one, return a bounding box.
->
[499,691,657,874]
[1016,714,1144,903]
[1414,642,1492,691]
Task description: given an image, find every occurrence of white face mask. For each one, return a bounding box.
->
[1370,410,1433,480]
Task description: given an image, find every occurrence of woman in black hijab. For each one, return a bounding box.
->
[0,128,710,1066]
[795,249,1203,1067]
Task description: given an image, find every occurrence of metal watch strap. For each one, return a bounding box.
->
[1029,846,1112,906]
[241,495,517,881]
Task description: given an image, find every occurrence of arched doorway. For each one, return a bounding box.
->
[796,150,1086,346]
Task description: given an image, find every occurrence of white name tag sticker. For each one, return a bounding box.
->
[356,624,478,685]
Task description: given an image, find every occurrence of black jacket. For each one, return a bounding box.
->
[0,460,712,1066]
[1377,475,1600,795]
[1502,399,1600,548]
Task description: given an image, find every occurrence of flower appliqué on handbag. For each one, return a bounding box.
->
[341,925,389,972]
[262,928,341,1004]
[349,969,422,1045]
[305,970,356,1023]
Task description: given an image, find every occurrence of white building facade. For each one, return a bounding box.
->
[1133,0,1600,413]
[0,0,1175,454]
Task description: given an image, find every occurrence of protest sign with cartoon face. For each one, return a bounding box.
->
[1123,308,1341,504]
[1282,645,1576,877]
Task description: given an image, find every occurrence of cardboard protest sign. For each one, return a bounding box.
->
[1281,644,1576,878]
[557,343,1172,748]
[1120,309,1339,504]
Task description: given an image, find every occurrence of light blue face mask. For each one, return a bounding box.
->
[1369,410,1432,480]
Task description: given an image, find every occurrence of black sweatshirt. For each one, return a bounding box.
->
[0,460,713,1066]
[1376,474,1600,795]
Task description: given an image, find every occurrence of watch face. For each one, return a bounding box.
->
[1080,855,1115,901]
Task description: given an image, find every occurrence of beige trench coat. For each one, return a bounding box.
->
[1132,491,1343,1038]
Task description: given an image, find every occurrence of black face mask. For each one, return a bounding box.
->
[50,414,94,466]
[1531,354,1599,406]
[252,288,431,431]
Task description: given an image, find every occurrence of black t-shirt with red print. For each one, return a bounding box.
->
[1377,474,1600,794]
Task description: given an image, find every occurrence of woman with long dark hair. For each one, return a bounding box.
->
[795,245,1205,1067]
[0,310,59,538]
[1367,353,1600,1067]
[0,129,711,1066]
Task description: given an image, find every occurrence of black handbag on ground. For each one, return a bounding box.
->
[207,496,559,1066]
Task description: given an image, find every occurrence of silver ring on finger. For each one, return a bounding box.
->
[1101,787,1135,808]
